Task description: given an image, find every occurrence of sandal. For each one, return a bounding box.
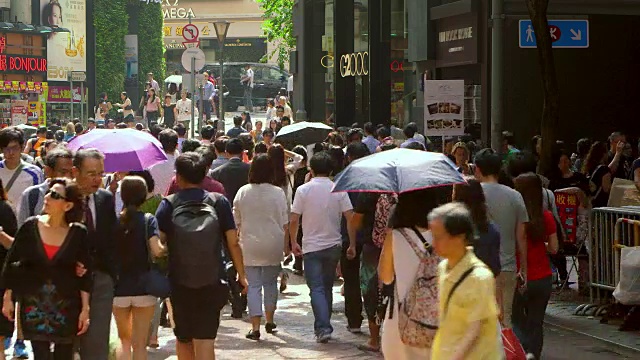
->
[265,322,278,334]
[280,273,288,293]
[357,343,381,353]
[246,329,261,341]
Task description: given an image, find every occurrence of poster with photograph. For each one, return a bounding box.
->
[41,0,87,81]
[424,80,465,137]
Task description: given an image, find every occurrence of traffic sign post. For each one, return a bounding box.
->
[519,20,589,48]
[181,13,203,139]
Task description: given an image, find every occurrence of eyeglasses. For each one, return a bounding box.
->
[46,189,67,201]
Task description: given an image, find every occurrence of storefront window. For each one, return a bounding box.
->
[324,0,335,122]
[390,0,409,129]
[354,0,369,124]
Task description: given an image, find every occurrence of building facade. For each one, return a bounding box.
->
[293,0,412,128]
[162,0,271,74]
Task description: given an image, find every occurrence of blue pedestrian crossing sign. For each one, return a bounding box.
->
[519,20,589,49]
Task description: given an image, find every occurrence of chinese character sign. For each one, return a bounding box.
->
[41,0,87,81]
[555,191,579,244]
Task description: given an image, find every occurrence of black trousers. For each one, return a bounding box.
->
[550,253,568,281]
[293,222,304,272]
[340,242,363,329]
[227,267,247,315]
[32,341,74,360]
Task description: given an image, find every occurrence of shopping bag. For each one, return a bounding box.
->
[502,327,526,360]
[613,246,640,305]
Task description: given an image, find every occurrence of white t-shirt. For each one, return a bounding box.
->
[291,177,352,254]
[233,183,289,266]
[148,154,176,196]
[176,99,192,122]
[246,68,254,88]
[0,160,44,211]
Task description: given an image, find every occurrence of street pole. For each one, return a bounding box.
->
[199,82,204,128]
[69,76,74,120]
[190,56,196,139]
[80,81,84,122]
[219,44,225,129]
[490,0,504,150]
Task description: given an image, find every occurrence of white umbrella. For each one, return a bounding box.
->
[164,75,183,86]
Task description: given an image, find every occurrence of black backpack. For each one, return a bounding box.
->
[166,193,223,288]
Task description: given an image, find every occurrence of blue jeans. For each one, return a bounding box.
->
[246,265,281,317]
[303,245,341,336]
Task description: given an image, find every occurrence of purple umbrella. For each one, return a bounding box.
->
[67,129,168,172]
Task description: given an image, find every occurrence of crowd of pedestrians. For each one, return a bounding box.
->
[0,114,635,359]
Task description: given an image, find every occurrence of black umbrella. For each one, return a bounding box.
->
[332,148,465,193]
[274,121,333,148]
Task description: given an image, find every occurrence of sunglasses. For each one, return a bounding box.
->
[46,189,67,201]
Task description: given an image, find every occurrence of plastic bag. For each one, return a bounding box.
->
[613,246,640,305]
[502,327,526,360]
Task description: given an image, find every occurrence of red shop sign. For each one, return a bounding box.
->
[0,55,47,73]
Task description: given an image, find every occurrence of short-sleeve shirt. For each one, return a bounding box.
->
[155,188,236,237]
[517,210,556,281]
[291,177,352,254]
[0,160,44,211]
[481,182,529,272]
[432,251,502,360]
[114,212,160,297]
[353,193,379,245]
[589,165,611,208]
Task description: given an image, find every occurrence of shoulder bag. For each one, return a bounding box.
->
[142,213,170,299]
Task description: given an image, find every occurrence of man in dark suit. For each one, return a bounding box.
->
[72,148,118,360]
[210,138,250,318]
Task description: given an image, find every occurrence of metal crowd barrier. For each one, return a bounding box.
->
[588,207,640,307]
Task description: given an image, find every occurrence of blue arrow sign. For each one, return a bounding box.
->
[519,20,589,49]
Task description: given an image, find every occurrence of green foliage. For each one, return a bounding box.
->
[256,0,295,69]
[134,1,166,96]
[94,0,128,103]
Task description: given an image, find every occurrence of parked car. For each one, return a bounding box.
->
[202,62,289,112]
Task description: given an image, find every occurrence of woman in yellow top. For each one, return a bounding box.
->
[429,203,503,360]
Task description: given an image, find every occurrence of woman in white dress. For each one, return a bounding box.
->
[378,188,452,359]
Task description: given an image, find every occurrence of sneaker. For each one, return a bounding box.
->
[526,353,536,360]
[3,337,11,351]
[14,339,28,359]
[316,332,331,343]
[347,327,362,334]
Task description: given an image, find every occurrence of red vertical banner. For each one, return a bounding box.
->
[555,191,579,243]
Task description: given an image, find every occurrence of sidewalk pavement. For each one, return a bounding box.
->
[545,293,640,353]
[145,272,382,360]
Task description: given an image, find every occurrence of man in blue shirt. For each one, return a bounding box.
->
[226,116,246,139]
[199,71,215,121]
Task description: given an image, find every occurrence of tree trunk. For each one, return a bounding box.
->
[525,0,560,176]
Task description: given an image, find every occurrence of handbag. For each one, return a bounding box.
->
[141,213,170,299]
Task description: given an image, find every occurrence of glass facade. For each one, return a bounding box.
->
[354,1,369,124]
[322,0,408,127]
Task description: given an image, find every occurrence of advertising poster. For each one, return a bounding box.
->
[125,35,139,81]
[424,80,465,137]
[555,191,579,244]
[41,0,87,81]
[47,85,85,103]
[11,100,28,125]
